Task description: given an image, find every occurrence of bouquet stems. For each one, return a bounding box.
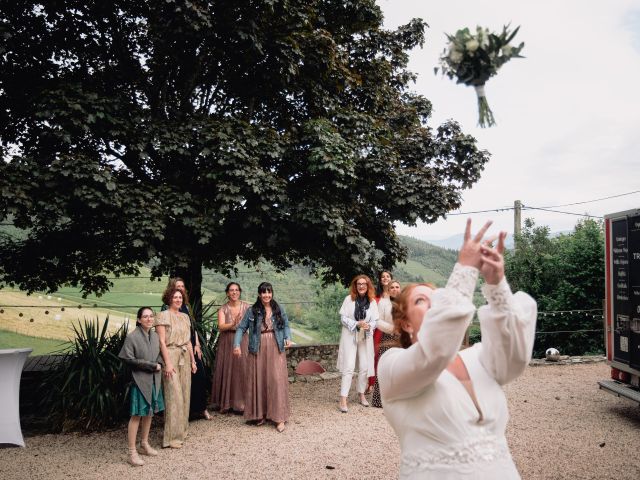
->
[474,85,496,128]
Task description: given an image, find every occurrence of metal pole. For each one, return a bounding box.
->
[514,200,522,244]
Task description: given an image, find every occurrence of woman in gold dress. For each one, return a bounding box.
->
[155,287,197,448]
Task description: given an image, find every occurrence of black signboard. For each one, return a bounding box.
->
[611,218,630,364]
[627,215,640,370]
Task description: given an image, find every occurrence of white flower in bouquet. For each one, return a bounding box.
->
[434,24,525,128]
[465,39,479,52]
[449,49,463,63]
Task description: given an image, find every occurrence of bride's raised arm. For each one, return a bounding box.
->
[476,232,537,385]
[378,265,477,402]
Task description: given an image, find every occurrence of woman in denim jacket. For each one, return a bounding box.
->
[233,282,292,432]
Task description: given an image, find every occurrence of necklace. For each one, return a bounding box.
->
[227,302,244,324]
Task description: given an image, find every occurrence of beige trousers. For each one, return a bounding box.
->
[162,346,191,447]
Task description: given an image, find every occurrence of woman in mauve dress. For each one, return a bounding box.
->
[211,282,250,413]
[233,282,292,432]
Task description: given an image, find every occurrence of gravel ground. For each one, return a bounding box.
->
[1,362,639,480]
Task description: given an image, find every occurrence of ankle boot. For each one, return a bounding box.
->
[140,442,159,456]
[128,448,145,467]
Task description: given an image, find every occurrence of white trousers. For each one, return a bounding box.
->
[339,337,369,397]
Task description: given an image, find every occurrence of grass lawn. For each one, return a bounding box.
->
[399,259,449,286]
[0,329,70,355]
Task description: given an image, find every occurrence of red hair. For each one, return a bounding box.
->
[348,275,376,302]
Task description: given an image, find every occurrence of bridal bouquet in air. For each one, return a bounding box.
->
[435,25,524,127]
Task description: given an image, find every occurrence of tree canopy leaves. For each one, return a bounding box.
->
[0,1,489,305]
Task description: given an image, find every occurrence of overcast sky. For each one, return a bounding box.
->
[379,0,640,240]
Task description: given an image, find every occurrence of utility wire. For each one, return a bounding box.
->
[446,207,514,216]
[437,190,639,218]
[522,206,603,219]
[537,190,640,209]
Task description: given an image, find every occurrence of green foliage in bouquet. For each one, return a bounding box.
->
[39,317,130,432]
[435,25,525,127]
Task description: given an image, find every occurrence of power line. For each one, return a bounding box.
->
[446,207,514,216]
[439,189,639,218]
[537,190,640,209]
[522,206,603,219]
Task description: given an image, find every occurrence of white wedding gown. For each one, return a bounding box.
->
[378,264,537,479]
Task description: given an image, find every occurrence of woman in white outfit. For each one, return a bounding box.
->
[337,274,379,412]
[378,220,537,479]
[371,279,401,408]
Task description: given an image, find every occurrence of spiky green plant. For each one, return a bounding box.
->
[40,317,130,432]
[190,296,221,369]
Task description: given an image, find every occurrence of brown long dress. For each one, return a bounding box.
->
[244,314,290,423]
[154,310,192,447]
[211,301,250,412]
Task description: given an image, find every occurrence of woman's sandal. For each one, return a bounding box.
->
[256,418,266,426]
[139,442,158,456]
[128,449,145,467]
[203,410,213,420]
[276,423,286,433]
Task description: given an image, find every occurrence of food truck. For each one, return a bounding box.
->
[598,208,640,404]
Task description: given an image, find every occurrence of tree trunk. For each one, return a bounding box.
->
[174,257,203,323]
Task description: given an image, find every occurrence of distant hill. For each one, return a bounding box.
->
[395,235,457,287]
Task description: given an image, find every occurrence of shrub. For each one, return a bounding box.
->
[39,317,129,432]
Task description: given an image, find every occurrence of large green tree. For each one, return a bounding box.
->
[505,218,605,356]
[0,1,489,311]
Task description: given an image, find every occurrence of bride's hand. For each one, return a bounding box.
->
[458,219,492,269]
[480,231,506,285]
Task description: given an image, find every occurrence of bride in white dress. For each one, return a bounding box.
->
[378,219,537,479]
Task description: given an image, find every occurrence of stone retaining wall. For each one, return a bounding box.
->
[286,343,339,377]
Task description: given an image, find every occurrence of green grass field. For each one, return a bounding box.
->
[0,329,70,355]
[0,237,456,348]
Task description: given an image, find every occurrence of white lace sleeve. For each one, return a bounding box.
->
[477,278,537,385]
[378,264,477,402]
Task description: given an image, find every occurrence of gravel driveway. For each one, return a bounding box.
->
[1,362,639,479]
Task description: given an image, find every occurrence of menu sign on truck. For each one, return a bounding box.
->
[607,209,640,369]
[611,218,630,364]
[627,215,640,370]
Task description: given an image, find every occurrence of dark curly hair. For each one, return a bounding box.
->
[162,287,184,309]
